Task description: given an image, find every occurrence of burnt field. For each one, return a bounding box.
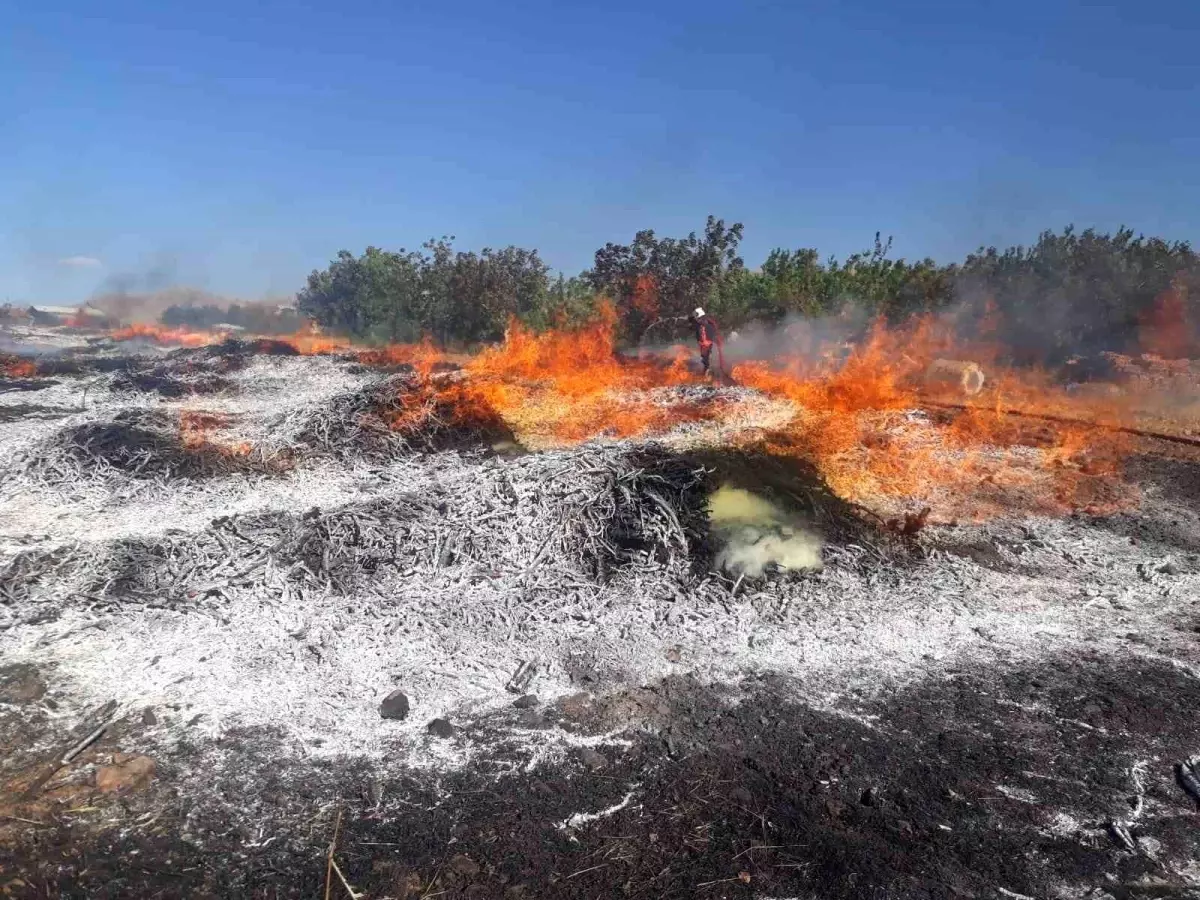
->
[3,330,1200,900]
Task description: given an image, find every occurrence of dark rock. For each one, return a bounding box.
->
[515,709,547,729]
[142,707,158,726]
[380,689,410,720]
[0,664,47,703]
[513,694,539,709]
[427,717,455,738]
[448,853,481,877]
[861,786,878,806]
[557,692,594,721]
[580,748,608,770]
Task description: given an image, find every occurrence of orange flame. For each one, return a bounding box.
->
[358,338,445,378]
[332,305,1152,522]
[178,410,253,457]
[461,301,709,444]
[110,323,217,348]
[106,320,356,355]
[98,304,1187,523]
[731,316,1139,521]
[1,355,38,378]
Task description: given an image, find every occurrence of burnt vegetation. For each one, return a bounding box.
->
[290,373,514,459]
[12,409,277,486]
[4,223,1200,900]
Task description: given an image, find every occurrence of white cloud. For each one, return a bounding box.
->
[58,256,103,269]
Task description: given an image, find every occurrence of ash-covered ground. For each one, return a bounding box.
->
[3,332,1200,900]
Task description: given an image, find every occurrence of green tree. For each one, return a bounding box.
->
[588,215,745,341]
[957,226,1199,363]
[297,240,551,345]
[446,246,550,344]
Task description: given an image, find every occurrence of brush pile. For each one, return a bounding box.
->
[22,354,144,377]
[572,450,710,579]
[0,444,716,632]
[0,448,715,619]
[12,409,274,486]
[284,373,513,458]
[190,336,301,359]
[108,366,234,398]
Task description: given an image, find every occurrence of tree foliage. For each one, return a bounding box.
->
[295,240,551,346]
[588,216,745,340]
[955,227,1198,363]
[165,219,1199,362]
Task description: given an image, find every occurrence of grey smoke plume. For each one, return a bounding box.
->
[719,307,873,368]
[90,254,182,322]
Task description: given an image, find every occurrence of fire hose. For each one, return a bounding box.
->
[920,400,1200,449]
[918,358,1200,447]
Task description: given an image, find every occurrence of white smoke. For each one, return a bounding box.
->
[708,485,822,578]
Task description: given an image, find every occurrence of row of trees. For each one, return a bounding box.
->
[294,240,553,345]
[288,220,1199,361]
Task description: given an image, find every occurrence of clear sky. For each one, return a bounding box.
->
[3,0,1198,303]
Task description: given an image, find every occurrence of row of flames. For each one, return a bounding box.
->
[5,305,1198,523]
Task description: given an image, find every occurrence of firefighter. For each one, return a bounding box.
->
[691,307,726,378]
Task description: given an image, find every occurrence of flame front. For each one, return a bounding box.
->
[443,308,1150,522]
[90,305,1200,522]
[1,355,37,378]
[110,323,219,348]
[461,302,704,443]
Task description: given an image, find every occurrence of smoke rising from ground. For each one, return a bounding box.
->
[636,308,874,371]
[91,286,238,323]
[90,255,184,322]
[708,486,822,578]
[720,308,873,368]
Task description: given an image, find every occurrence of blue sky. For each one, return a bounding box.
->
[2,0,1198,303]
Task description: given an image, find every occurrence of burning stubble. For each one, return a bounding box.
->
[25,299,1200,523]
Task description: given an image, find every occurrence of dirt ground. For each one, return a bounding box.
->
[3,334,1200,899]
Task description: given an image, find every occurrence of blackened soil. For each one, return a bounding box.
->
[0,404,70,424]
[1095,453,1200,556]
[0,379,59,393]
[108,370,234,397]
[5,651,1200,899]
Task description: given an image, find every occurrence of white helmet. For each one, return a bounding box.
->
[693,307,705,318]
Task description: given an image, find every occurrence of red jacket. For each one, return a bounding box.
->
[693,315,721,347]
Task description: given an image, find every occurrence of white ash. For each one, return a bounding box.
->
[3,480,1196,773]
